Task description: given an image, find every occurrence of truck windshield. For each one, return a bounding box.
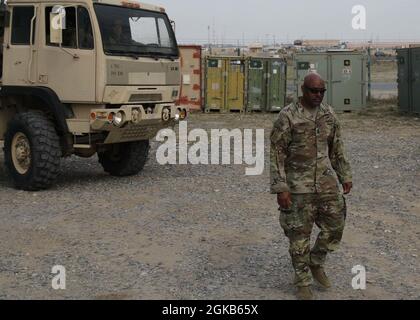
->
[94,4,178,58]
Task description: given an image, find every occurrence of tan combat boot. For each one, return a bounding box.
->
[296,286,314,300]
[310,266,331,288]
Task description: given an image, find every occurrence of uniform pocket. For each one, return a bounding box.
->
[279,199,305,230]
[292,128,306,142]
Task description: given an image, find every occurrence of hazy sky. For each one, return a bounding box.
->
[154,0,420,44]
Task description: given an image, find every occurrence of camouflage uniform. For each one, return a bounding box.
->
[270,101,352,287]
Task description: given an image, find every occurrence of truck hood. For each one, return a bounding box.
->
[106,57,181,86]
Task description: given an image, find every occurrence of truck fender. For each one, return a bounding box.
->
[0,86,70,135]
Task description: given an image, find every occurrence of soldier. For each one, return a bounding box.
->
[270,73,353,300]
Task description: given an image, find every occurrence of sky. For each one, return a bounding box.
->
[154,0,420,44]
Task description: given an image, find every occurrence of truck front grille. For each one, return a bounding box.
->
[129,94,162,102]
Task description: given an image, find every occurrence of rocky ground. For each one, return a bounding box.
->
[0,104,418,300]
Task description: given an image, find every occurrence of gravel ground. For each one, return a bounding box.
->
[0,104,419,300]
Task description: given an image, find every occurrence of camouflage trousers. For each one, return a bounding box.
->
[279,193,347,287]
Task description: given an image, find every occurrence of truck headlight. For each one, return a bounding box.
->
[179,109,188,120]
[113,111,125,127]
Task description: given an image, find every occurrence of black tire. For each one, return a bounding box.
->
[4,111,61,191]
[98,140,149,177]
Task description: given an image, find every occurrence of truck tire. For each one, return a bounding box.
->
[98,140,149,177]
[4,111,61,191]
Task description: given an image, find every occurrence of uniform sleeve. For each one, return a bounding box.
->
[270,113,292,194]
[329,117,352,184]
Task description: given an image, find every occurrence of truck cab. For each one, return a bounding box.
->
[0,0,186,190]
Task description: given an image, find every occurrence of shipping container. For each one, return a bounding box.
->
[205,56,246,112]
[294,51,367,112]
[397,47,420,115]
[247,58,265,111]
[177,45,202,112]
[246,58,287,112]
[266,58,287,112]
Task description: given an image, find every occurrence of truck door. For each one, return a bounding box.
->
[2,5,38,85]
[37,5,96,102]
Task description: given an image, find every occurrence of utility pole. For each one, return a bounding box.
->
[212,17,216,48]
[208,25,212,55]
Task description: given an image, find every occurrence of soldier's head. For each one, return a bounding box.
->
[301,73,326,108]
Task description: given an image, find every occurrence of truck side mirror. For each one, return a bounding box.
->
[170,20,176,33]
[50,6,66,45]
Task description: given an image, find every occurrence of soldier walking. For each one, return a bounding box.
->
[270,73,353,300]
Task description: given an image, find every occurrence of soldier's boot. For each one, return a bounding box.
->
[296,286,314,300]
[310,266,331,288]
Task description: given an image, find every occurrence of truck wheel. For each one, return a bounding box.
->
[4,112,61,191]
[98,140,149,177]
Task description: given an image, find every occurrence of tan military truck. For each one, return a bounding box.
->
[0,0,186,190]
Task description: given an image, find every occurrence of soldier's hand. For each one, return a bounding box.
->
[277,192,292,210]
[342,182,353,195]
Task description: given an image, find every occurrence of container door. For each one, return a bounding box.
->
[226,58,245,111]
[267,59,287,112]
[397,49,411,113]
[295,54,328,100]
[410,48,420,114]
[247,58,265,111]
[205,57,225,111]
[330,54,365,111]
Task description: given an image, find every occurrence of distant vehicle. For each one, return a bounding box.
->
[375,51,387,57]
[294,40,303,46]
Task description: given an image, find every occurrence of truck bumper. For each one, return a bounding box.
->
[89,104,187,144]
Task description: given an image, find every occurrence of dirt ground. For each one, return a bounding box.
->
[0,104,419,300]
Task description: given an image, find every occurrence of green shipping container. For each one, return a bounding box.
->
[267,59,287,112]
[397,47,420,115]
[247,59,265,111]
[247,58,287,112]
[295,51,367,112]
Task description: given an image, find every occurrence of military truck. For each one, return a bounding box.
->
[0,0,186,190]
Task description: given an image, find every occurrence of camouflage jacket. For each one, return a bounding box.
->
[270,101,352,194]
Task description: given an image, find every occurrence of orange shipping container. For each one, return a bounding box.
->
[177,45,203,111]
